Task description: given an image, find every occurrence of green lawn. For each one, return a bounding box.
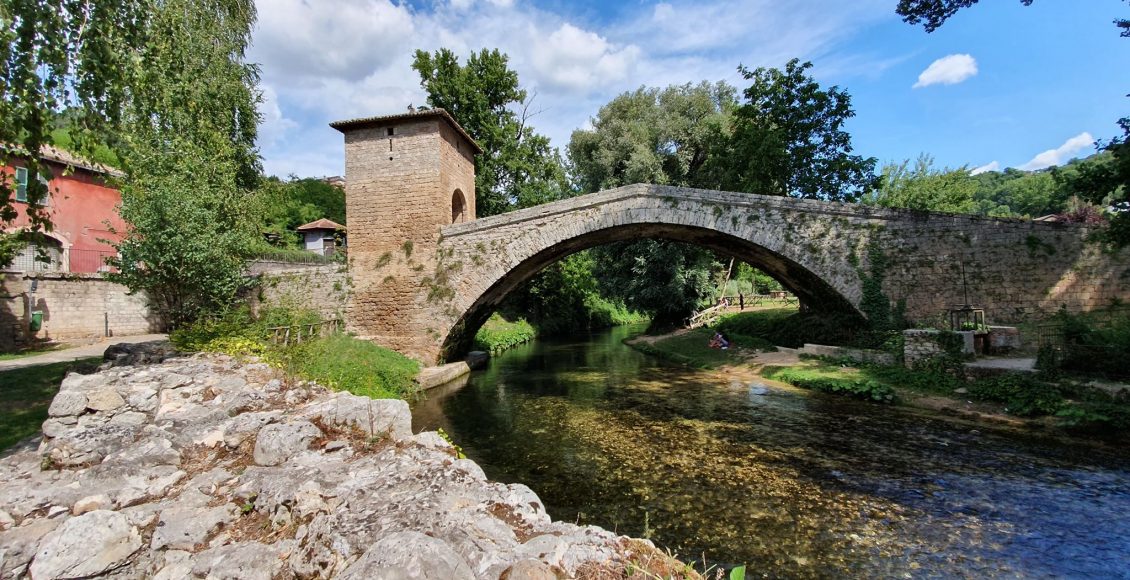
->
[633,328,759,369]
[0,343,71,362]
[0,358,101,451]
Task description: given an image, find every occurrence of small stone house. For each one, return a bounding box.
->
[296,218,346,256]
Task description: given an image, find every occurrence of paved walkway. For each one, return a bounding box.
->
[0,334,168,372]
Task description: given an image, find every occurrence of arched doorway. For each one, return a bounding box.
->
[451,189,467,223]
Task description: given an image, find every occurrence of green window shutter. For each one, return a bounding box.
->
[15,167,28,202]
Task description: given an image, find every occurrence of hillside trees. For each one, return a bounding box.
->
[898,0,1129,244]
[411,48,569,217]
[863,154,978,213]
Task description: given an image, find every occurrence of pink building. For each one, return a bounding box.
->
[3,146,126,274]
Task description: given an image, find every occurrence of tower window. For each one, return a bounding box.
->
[386,127,395,136]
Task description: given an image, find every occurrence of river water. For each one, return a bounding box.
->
[411,325,1130,578]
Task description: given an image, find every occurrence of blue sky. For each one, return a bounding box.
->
[249,0,1129,179]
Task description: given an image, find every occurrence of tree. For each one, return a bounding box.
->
[862,154,978,213]
[259,177,345,246]
[896,0,1034,33]
[716,59,879,201]
[108,0,262,328]
[1,0,149,266]
[569,83,737,327]
[412,48,568,216]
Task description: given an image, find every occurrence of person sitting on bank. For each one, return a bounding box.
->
[709,332,730,350]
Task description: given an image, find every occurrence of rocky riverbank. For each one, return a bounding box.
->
[0,348,686,579]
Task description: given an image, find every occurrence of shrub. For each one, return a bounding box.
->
[474,314,537,353]
[764,367,896,403]
[967,374,1064,416]
[1055,309,1130,378]
[285,333,420,399]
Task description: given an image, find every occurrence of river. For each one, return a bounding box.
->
[411,324,1130,577]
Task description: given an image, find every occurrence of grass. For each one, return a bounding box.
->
[761,364,896,403]
[280,333,420,400]
[631,328,770,370]
[474,313,537,353]
[0,357,101,451]
[0,343,71,361]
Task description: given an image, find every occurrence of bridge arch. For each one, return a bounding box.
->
[438,219,860,358]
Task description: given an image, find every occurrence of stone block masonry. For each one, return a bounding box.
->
[335,110,1130,364]
[0,272,159,350]
[246,263,350,322]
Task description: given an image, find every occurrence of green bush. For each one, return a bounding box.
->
[764,367,897,403]
[474,314,537,353]
[284,333,420,399]
[967,374,1065,417]
[1055,309,1130,378]
[713,308,891,350]
[169,307,259,351]
[1055,402,1130,434]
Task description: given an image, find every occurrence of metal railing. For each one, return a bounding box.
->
[5,247,117,274]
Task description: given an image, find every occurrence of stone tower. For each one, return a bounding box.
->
[331,109,480,361]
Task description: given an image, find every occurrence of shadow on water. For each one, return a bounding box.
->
[411,324,1130,577]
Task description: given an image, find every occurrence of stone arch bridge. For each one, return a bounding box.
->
[333,110,1130,364]
[360,183,1128,363]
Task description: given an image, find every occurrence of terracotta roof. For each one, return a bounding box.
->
[296,218,346,232]
[329,108,483,154]
[2,143,125,178]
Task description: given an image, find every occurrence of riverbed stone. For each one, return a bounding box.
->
[29,510,141,579]
[337,531,475,580]
[151,504,239,550]
[86,388,126,412]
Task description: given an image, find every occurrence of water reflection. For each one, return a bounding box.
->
[412,325,1130,577]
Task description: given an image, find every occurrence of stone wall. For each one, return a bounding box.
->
[0,272,159,350]
[247,263,350,321]
[798,343,897,366]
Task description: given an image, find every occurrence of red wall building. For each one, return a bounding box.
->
[3,147,126,274]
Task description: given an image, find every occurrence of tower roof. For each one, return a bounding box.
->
[329,108,482,154]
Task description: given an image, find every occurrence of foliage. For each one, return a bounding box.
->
[250,245,339,264]
[896,0,1034,33]
[284,333,420,400]
[763,366,897,403]
[732,262,783,295]
[258,176,345,246]
[412,48,569,217]
[568,82,736,192]
[863,154,977,213]
[108,0,262,329]
[1056,402,1130,434]
[967,374,1065,416]
[0,357,102,451]
[499,252,644,337]
[1050,309,1130,377]
[716,59,879,201]
[567,82,737,327]
[592,239,718,330]
[473,313,536,353]
[1,0,148,264]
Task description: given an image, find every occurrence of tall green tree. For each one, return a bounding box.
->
[109,0,262,328]
[569,82,734,327]
[1,0,148,266]
[412,48,568,216]
[716,59,879,201]
[862,154,978,213]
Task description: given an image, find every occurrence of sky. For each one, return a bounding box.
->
[249,0,1130,180]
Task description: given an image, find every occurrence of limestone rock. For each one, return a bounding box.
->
[301,392,411,441]
[253,421,322,466]
[85,388,126,412]
[29,510,141,579]
[47,391,87,418]
[336,531,475,580]
[72,494,112,515]
[501,558,558,580]
[151,505,239,551]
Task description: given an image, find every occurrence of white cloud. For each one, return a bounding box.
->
[913,54,978,88]
[969,161,999,175]
[249,0,895,176]
[528,24,640,93]
[257,84,298,149]
[1018,132,1095,171]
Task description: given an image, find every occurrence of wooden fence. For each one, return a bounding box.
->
[266,318,343,346]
